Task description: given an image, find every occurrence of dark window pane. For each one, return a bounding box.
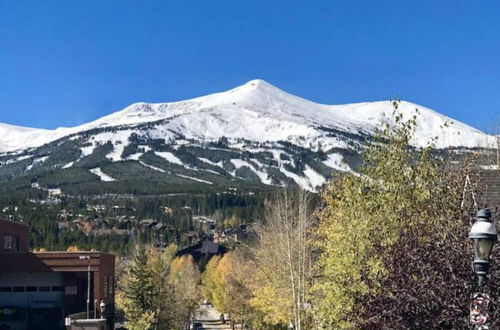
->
[0,287,12,292]
[4,235,12,250]
[13,287,24,292]
[26,286,37,292]
[103,276,108,298]
[38,286,50,292]
[51,286,64,292]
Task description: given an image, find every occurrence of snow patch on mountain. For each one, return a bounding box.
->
[126,152,143,161]
[62,161,74,169]
[280,167,313,191]
[25,156,49,171]
[89,167,115,182]
[80,145,96,157]
[177,174,213,185]
[155,152,183,166]
[5,154,31,165]
[230,159,272,185]
[0,123,57,153]
[139,161,166,173]
[323,154,352,173]
[199,157,223,167]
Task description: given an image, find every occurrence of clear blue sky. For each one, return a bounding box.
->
[1,0,499,131]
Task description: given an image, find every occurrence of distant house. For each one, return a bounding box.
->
[115,216,132,229]
[176,239,227,263]
[182,231,199,245]
[89,228,132,236]
[47,188,62,198]
[219,223,254,243]
[192,215,217,232]
[57,221,71,231]
[86,204,106,212]
[93,217,109,228]
[162,206,173,216]
[72,218,87,231]
[139,219,158,229]
[152,222,165,231]
[213,232,221,244]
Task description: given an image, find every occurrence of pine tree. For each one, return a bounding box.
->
[124,246,157,325]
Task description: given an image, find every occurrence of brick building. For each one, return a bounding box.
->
[0,218,29,252]
[0,218,115,330]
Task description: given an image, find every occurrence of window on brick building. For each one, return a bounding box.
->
[103,276,108,298]
[4,235,12,250]
[3,234,18,251]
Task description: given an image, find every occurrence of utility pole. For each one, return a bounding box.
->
[79,255,91,318]
[496,135,499,167]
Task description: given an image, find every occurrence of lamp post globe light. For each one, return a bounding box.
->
[469,209,497,288]
[99,300,106,318]
[469,209,497,329]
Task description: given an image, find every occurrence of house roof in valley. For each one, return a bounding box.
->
[176,239,228,262]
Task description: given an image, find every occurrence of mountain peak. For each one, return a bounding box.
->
[230,79,285,97]
[219,78,317,113]
[241,78,275,89]
[244,78,268,85]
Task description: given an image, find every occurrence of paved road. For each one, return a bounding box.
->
[193,304,233,330]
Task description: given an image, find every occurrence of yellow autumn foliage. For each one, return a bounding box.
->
[66,244,80,252]
[314,106,451,328]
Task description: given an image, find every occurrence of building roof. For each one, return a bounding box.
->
[0,251,115,272]
[0,218,29,228]
[199,240,220,254]
[176,239,227,262]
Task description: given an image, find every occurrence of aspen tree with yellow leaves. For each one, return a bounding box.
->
[168,255,201,325]
[202,252,256,326]
[247,189,316,329]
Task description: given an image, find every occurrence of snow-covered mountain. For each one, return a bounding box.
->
[0,79,496,193]
[0,79,496,153]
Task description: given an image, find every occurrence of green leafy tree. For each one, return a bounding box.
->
[313,102,485,329]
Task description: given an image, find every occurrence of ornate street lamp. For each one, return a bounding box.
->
[469,209,497,288]
[469,209,497,329]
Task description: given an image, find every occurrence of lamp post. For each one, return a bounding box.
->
[469,209,497,329]
[79,255,91,319]
[99,300,106,319]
